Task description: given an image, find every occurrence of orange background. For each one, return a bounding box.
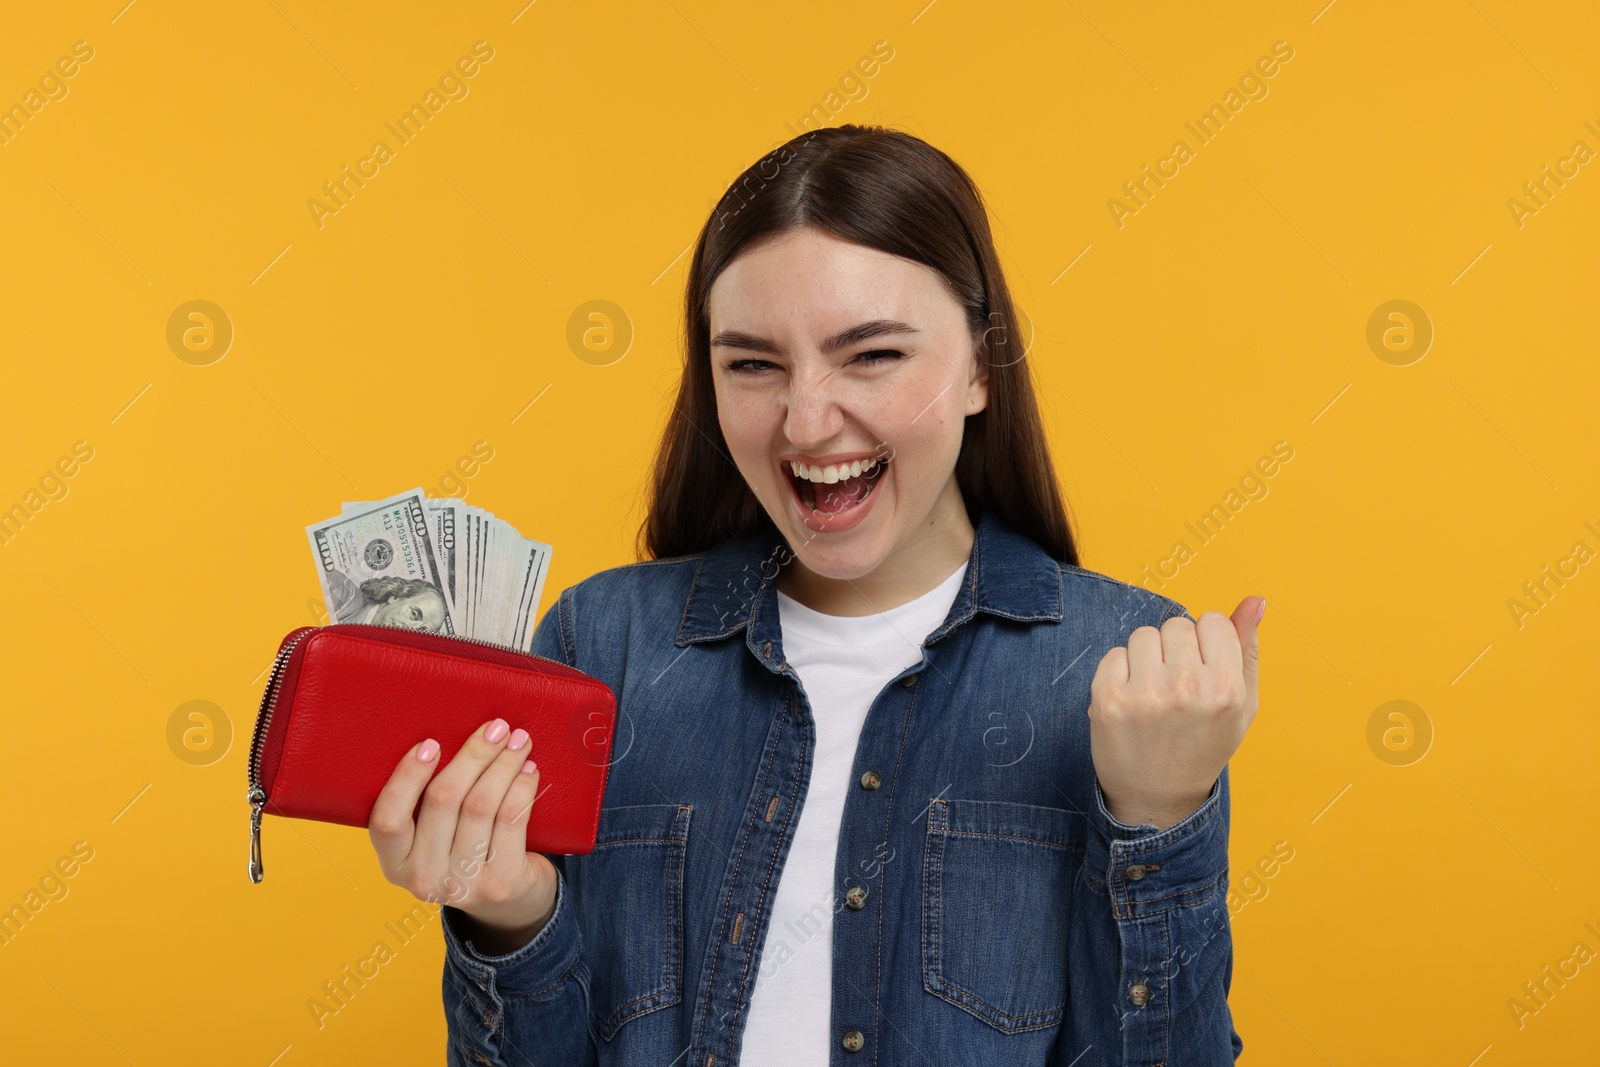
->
[1,1,1596,1062]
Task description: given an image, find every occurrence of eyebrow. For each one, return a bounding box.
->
[709,318,920,356]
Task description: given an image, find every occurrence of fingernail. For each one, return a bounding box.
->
[508,728,529,751]
[485,718,509,743]
[521,759,537,775]
[418,739,440,763]
[1256,598,1267,624]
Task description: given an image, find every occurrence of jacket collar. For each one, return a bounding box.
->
[673,505,1063,669]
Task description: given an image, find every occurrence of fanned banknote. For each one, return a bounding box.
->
[313,487,552,650]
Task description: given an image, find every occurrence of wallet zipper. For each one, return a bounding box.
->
[246,624,577,884]
[247,625,317,883]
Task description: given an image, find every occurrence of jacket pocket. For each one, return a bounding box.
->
[922,797,1080,1034]
[567,802,693,1042]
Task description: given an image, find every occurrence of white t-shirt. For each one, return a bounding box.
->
[739,562,969,1063]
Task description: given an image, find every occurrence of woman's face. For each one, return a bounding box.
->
[708,226,989,582]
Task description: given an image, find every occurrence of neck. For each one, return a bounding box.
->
[776,484,974,616]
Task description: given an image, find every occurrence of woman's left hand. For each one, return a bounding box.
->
[1087,596,1264,831]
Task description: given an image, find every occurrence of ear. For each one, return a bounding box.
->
[968,326,992,415]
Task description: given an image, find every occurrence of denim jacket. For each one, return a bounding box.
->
[440,505,1243,1066]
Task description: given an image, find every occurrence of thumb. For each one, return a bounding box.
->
[1230,596,1264,699]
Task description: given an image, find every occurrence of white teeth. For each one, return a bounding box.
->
[789,457,882,484]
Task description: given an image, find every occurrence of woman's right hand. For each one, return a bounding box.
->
[369,717,558,952]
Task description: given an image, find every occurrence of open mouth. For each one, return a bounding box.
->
[782,454,890,518]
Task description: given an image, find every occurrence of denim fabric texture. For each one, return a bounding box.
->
[440,504,1243,1066]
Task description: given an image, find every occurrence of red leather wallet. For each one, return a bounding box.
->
[246,623,616,883]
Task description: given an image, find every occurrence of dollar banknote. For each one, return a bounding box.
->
[313,487,552,650]
[307,488,457,636]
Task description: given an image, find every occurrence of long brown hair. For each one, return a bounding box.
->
[637,124,1079,566]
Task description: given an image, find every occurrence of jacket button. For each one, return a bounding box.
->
[845,886,868,910]
[1126,864,1148,881]
[900,674,917,687]
[841,1028,865,1052]
[859,770,882,790]
[1127,981,1151,1007]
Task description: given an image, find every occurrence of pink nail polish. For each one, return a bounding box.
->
[521,759,537,775]
[485,718,509,743]
[508,728,529,751]
[418,739,440,762]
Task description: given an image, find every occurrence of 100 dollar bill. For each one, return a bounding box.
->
[315,487,552,648]
[307,487,457,636]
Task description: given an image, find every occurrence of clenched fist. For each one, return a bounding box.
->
[1088,596,1264,831]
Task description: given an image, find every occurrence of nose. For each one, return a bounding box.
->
[782,365,845,449]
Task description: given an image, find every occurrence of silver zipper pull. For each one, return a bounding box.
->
[248,787,266,884]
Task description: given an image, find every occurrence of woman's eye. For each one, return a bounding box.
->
[853,349,904,366]
[726,350,903,374]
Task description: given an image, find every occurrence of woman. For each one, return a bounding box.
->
[369,125,1261,1065]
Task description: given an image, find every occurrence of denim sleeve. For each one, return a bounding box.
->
[440,586,599,1065]
[1056,605,1244,1065]
[441,863,597,1065]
